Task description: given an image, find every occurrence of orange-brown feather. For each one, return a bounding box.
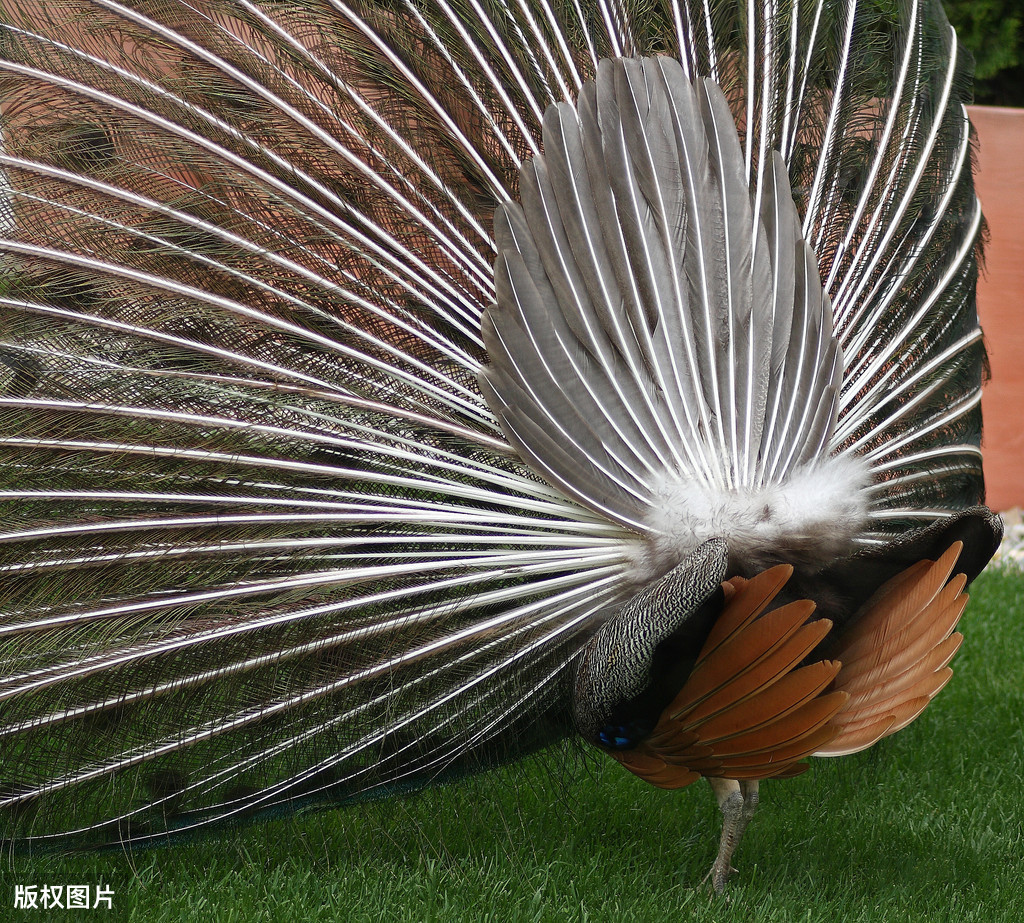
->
[700,565,794,654]
[815,542,968,758]
[686,660,842,743]
[670,600,820,711]
[704,692,849,759]
[609,566,845,789]
[608,542,971,789]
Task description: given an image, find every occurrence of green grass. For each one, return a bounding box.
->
[3,568,1022,922]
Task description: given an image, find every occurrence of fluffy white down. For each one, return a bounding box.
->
[631,453,871,583]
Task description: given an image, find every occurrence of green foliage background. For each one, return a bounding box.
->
[945,0,1024,105]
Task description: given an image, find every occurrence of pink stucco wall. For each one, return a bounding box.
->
[970,106,1024,511]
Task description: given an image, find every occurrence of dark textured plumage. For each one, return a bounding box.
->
[0,0,1001,889]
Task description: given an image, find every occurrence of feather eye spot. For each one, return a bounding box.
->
[0,349,42,398]
[144,769,190,818]
[55,125,117,174]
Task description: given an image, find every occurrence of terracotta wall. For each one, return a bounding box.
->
[969,106,1024,511]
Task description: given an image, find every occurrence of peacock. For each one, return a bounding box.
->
[0,0,1003,892]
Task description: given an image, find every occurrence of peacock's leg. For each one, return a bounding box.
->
[706,778,760,893]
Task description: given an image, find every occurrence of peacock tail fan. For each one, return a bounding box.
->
[0,0,994,854]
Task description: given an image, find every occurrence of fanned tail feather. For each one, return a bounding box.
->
[0,0,995,853]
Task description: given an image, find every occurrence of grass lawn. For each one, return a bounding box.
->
[2,568,1022,922]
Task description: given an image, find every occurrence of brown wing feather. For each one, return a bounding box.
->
[715,720,840,770]
[704,692,849,759]
[687,660,841,742]
[670,600,820,710]
[816,542,968,757]
[809,717,896,756]
[839,589,966,691]
[674,614,831,724]
[609,544,969,788]
[611,566,845,789]
[700,565,794,654]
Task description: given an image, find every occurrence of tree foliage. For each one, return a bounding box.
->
[945,0,1024,105]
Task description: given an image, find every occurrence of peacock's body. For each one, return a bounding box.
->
[0,0,1002,889]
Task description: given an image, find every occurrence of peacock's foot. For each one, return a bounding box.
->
[705,778,760,893]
